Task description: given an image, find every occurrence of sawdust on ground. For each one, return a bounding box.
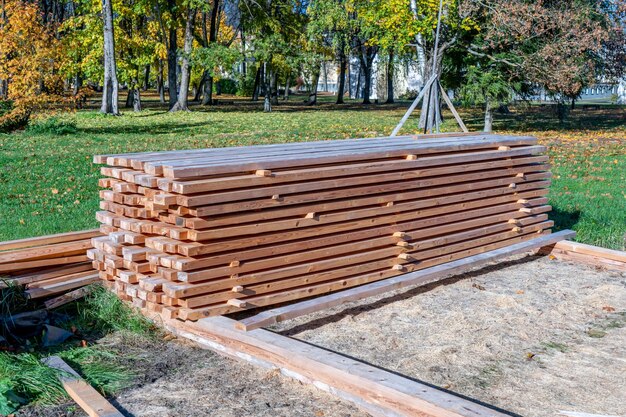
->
[17,331,368,417]
[271,255,626,417]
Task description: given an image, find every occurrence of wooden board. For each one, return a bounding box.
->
[235,230,576,331]
[161,315,512,417]
[42,356,124,417]
[93,134,557,319]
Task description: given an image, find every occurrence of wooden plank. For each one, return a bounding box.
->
[235,230,575,331]
[178,162,550,208]
[176,221,553,308]
[26,273,100,299]
[183,176,551,242]
[0,240,93,264]
[161,137,538,178]
[45,286,95,309]
[173,211,550,272]
[168,150,547,194]
[541,241,626,272]
[173,212,551,289]
[117,135,534,174]
[188,174,550,218]
[42,356,124,417]
[0,255,89,273]
[179,229,557,319]
[551,240,626,263]
[0,229,100,252]
[162,315,512,417]
[178,188,551,257]
[0,262,93,289]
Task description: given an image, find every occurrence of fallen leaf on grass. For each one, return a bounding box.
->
[525,352,535,361]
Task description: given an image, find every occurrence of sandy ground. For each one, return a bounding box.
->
[18,332,367,417]
[271,255,626,417]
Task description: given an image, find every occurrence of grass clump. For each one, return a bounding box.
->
[0,346,134,412]
[27,116,77,135]
[72,284,156,336]
[0,285,151,413]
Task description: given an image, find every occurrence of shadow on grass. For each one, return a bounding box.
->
[549,206,581,233]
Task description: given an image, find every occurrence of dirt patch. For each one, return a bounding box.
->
[17,331,368,417]
[272,255,626,417]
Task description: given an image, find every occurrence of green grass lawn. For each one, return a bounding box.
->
[1,100,625,249]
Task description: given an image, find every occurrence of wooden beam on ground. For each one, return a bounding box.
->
[235,230,575,331]
[163,316,513,417]
[42,356,124,417]
[0,229,100,252]
[541,240,626,272]
[44,285,95,309]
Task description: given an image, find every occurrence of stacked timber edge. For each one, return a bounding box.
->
[0,229,103,300]
[91,133,555,321]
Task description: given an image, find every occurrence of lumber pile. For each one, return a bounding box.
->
[0,229,102,299]
[91,133,554,321]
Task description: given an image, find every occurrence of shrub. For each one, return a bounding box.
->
[0,103,30,133]
[236,71,258,97]
[217,78,238,95]
[27,116,77,135]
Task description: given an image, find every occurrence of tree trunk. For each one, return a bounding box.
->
[143,65,150,91]
[284,75,290,100]
[270,70,278,105]
[336,54,346,104]
[308,68,320,105]
[362,64,371,104]
[357,44,377,105]
[133,87,141,111]
[418,49,444,129]
[170,7,195,112]
[166,0,178,109]
[484,98,493,133]
[73,74,82,96]
[200,0,220,105]
[252,65,261,101]
[385,50,394,104]
[100,0,119,115]
[202,75,213,105]
[0,79,7,99]
[571,98,576,110]
[263,63,271,112]
[157,60,165,104]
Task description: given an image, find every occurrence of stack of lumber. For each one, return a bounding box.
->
[0,229,102,300]
[91,133,554,321]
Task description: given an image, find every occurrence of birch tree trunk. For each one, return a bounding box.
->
[170,7,195,112]
[100,0,119,115]
[483,97,493,132]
